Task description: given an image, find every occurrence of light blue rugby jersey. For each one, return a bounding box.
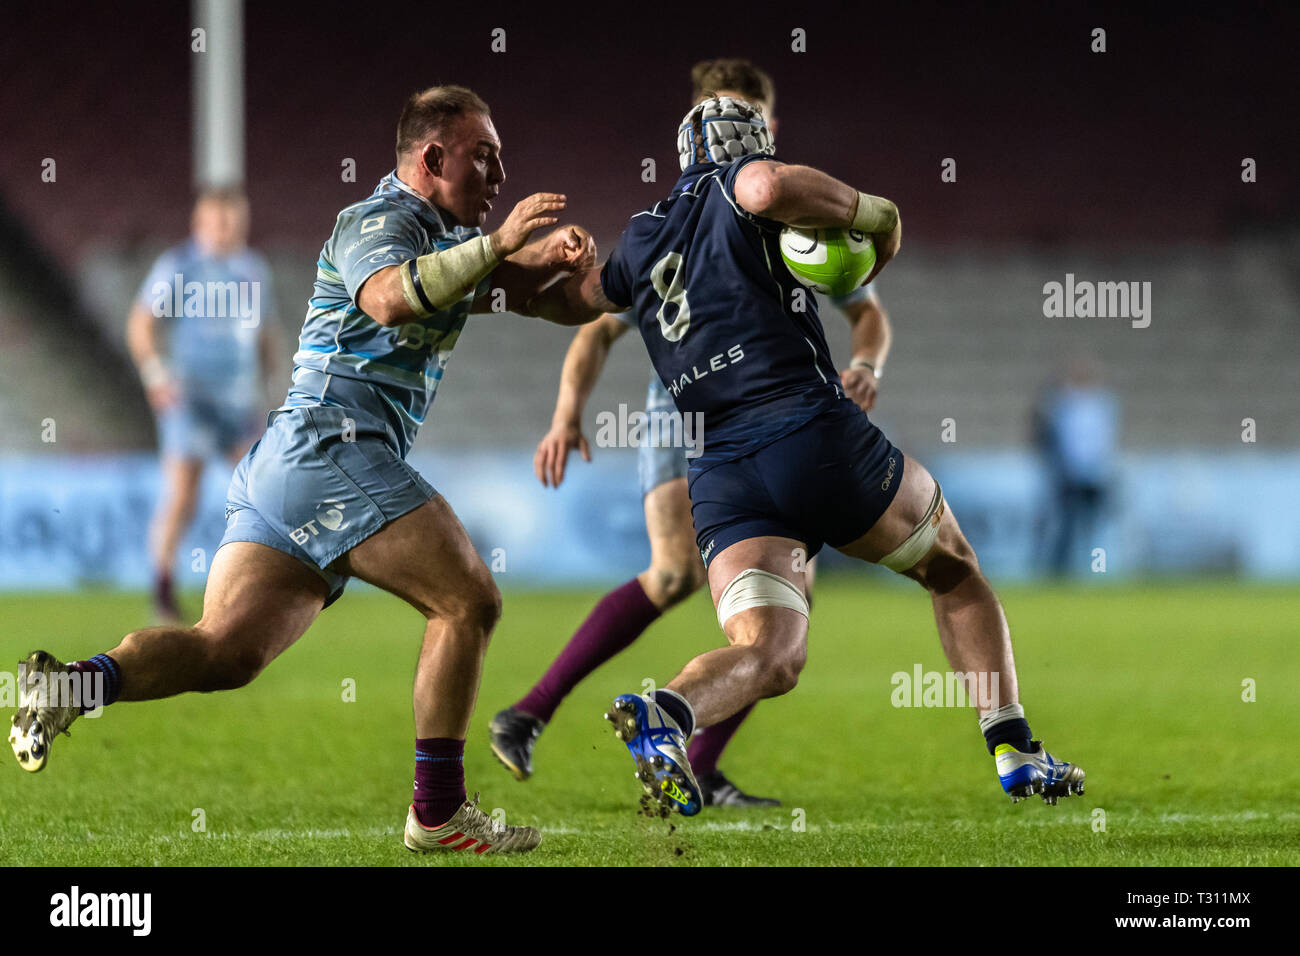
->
[136,239,273,403]
[287,172,491,458]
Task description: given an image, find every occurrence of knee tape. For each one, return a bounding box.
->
[716,568,809,629]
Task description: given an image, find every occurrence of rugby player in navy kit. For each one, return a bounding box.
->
[525,96,1086,817]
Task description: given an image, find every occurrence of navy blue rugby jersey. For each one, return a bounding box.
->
[601,153,851,471]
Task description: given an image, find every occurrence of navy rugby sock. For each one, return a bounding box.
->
[653,688,696,739]
[980,702,1033,755]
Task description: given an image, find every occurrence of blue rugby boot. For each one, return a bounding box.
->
[605,693,702,817]
[995,741,1086,805]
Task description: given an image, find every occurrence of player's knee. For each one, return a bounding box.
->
[648,561,705,608]
[880,483,979,594]
[447,570,502,636]
[760,641,806,697]
[911,531,980,596]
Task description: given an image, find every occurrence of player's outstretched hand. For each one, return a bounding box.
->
[840,366,879,413]
[541,225,596,272]
[534,421,591,488]
[491,193,566,259]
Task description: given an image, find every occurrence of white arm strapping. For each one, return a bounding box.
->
[851,192,899,234]
[400,234,499,317]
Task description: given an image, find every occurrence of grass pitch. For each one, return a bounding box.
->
[1,579,1296,866]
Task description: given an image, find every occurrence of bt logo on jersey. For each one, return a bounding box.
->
[665,344,745,398]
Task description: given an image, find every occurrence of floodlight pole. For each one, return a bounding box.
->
[193,0,245,189]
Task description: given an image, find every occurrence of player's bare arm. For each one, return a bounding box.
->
[520,265,625,327]
[474,224,597,314]
[356,191,569,326]
[838,295,892,412]
[126,301,178,411]
[534,313,630,487]
[734,161,901,282]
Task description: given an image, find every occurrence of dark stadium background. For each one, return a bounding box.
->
[1,0,1297,586]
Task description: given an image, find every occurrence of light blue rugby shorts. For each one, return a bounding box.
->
[636,374,690,498]
[219,405,436,606]
[158,394,261,460]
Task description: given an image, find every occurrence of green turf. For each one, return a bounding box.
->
[1,580,1296,866]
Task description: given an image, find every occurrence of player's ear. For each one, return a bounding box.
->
[421,142,443,178]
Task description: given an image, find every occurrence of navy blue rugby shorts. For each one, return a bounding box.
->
[689,402,904,566]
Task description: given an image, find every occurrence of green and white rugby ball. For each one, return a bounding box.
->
[778,227,876,297]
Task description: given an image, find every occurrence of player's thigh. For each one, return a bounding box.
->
[830,453,936,561]
[707,534,809,664]
[644,478,704,578]
[836,454,973,579]
[333,494,498,623]
[199,540,329,659]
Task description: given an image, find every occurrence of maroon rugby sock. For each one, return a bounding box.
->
[687,702,755,777]
[412,737,466,827]
[515,578,661,723]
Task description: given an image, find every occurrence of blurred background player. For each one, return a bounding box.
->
[126,187,280,622]
[489,58,894,808]
[1033,356,1120,577]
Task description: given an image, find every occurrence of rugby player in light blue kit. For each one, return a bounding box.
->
[127,188,280,623]
[527,95,1086,817]
[10,86,594,855]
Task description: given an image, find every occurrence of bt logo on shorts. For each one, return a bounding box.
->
[290,499,350,545]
